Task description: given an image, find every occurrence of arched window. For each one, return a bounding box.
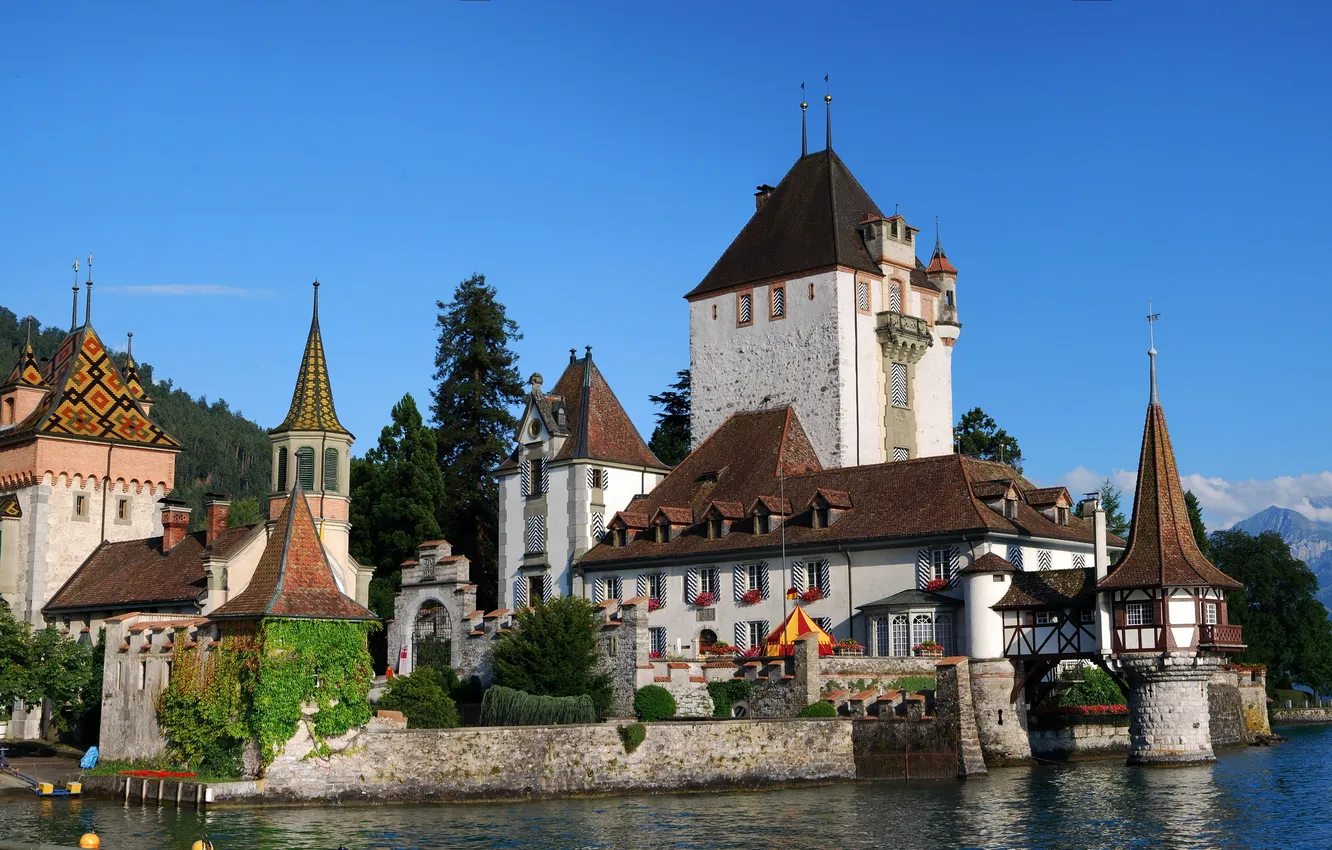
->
[698,629,717,653]
[276,447,288,492]
[295,447,315,491]
[912,614,934,648]
[413,601,452,672]
[323,448,339,493]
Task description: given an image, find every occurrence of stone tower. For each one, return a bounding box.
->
[686,144,960,469]
[1098,342,1245,765]
[267,282,370,604]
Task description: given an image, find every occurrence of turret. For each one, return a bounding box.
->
[927,224,961,348]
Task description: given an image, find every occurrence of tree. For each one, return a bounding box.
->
[1185,490,1210,558]
[376,667,460,729]
[647,369,691,466]
[0,607,36,710]
[490,596,612,715]
[350,394,449,578]
[953,407,1023,471]
[1074,478,1130,540]
[1211,529,1332,695]
[430,274,524,611]
[227,497,263,528]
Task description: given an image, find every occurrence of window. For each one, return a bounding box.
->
[1126,601,1154,626]
[276,446,288,491]
[655,522,670,544]
[874,618,891,656]
[1204,602,1218,625]
[528,575,546,604]
[73,494,87,518]
[525,515,546,554]
[614,528,629,548]
[116,498,129,521]
[945,290,955,308]
[890,362,908,408]
[1080,609,1095,624]
[648,573,666,603]
[324,448,339,493]
[737,292,754,326]
[296,447,315,491]
[744,621,767,649]
[707,517,724,539]
[602,576,623,601]
[1038,550,1053,571]
[905,228,913,244]
[892,615,909,657]
[889,282,902,313]
[744,563,762,592]
[649,627,667,657]
[755,510,771,535]
[1004,497,1019,520]
[929,549,949,583]
[1056,506,1069,526]
[890,220,898,237]
[806,559,831,597]
[813,506,829,528]
[1006,544,1024,568]
[893,447,910,462]
[1035,611,1059,625]
[808,282,816,300]
[520,459,532,497]
[698,629,717,652]
[699,568,716,596]
[857,281,870,313]
[912,614,934,648]
[139,660,148,690]
[530,458,547,496]
[770,286,786,319]
[591,511,604,541]
[588,468,606,490]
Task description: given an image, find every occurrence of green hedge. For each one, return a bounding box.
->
[378,667,460,729]
[798,701,838,718]
[618,723,646,753]
[479,685,596,726]
[634,685,678,722]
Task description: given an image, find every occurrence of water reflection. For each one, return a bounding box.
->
[0,726,1325,849]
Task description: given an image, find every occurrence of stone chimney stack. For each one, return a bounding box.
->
[204,493,231,547]
[160,499,192,552]
[754,184,776,210]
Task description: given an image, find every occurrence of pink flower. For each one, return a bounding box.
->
[648,650,664,659]
[648,598,663,611]
[740,646,761,658]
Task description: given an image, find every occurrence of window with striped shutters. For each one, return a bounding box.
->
[738,292,753,326]
[591,512,605,542]
[649,627,667,656]
[513,577,528,608]
[520,459,532,497]
[636,574,648,598]
[1007,544,1024,569]
[948,548,960,585]
[734,622,748,649]
[889,282,902,313]
[770,286,785,318]
[916,549,932,589]
[893,446,910,461]
[1038,550,1053,571]
[648,574,666,605]
[809,560,831,597]
[323,448,339,493]
[593,577,606,604]
[857,281,870,313]
[686,569,699,604]
[733,565,746,601]
[1073,554,1087,570]
[541,573,553,601]
[891,362,908,408]
[814,616,833,636]
[792,561,807,592]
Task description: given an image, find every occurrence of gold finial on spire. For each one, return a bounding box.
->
[800,80,808,158]
[823,74,832,150]
[70,258,80,330]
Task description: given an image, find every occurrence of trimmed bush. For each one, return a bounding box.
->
[706,679,754,718]
[618,723,647,754]
[798,700,838,718]
[887,676,936,694]
[634,685,678,722]
[377,667,460,729]
[479,685,597,726]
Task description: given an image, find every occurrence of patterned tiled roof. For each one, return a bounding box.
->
[122,351,152,404]
[0,325,179,449]
[687,149,885,298]
[959,552,1018,574]
[1099,400,1241,590]
[4,335,47,389]
[210,487,374,621]
[272,284,350,436]
[0,494,20,518]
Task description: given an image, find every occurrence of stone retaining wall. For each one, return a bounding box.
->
[1028,720,1130,761]
[263,717,857,803]
[1271,707,1332,724]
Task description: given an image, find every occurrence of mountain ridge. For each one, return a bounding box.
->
[1234,505,1332,611]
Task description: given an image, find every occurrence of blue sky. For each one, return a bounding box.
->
[2,1,1329,528]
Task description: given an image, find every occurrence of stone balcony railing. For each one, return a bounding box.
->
[875,311,934,363]
[1199,624,1245,651]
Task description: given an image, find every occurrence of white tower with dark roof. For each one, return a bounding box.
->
[687,141,960,469]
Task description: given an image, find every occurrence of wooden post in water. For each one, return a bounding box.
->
[123,776,130,803]
[141,778,149,804]
[176,781,183,806]
[195,783,203,811]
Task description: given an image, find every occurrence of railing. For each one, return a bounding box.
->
[875,310,932,340]
[1199,624,1244,650]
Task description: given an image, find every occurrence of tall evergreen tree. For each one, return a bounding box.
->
[1211,529,1332,694]
[1184,490,1210,558]
[953,407,1023,471]
[647,369,691,466]
[430,274,524,610]
[1074,478,1130,540]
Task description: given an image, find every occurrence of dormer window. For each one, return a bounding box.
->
[890,220,899,238]
[755,510,771,535]
[614,528,629,548]
[655,522,669,544]
[1004,497,1019,520]
[1057,506,1069,526]
[708,517,724,539]
[813,506,830,529]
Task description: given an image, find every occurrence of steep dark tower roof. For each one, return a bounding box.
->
[550,350,667,469]
[272,282,350,437]
[686,149,884,299]
[211,486,374,621]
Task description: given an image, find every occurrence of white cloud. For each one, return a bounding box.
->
[1045,466,1332,529]
[100,284,272,297]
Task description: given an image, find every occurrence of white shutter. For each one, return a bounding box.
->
[520,459,532,497]
[542,573,553,601]
[1007,544,1024,569]
[759,620,770,647]
[735,622,747,649]
[948,548,960,585]
[593,578,605,604]
[539,459,550,494]
[636,574,648,598]
[514,577,528,608]
[816,560,831,596]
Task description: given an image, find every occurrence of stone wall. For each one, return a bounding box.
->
[936,658,987,777]
[968,657,1032,766]
[1208,682,1248,749]
[1121,653,1225,765]
[264,716,857,803]
[596,599,645,717]
[1028,720,1130,761]
[1271,707,1332,724]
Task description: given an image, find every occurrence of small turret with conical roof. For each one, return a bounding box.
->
[927,221,961,345]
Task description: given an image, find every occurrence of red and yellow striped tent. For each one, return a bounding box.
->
[764,605,835,656]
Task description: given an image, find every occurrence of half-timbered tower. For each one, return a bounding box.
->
[1097,343,1244,764]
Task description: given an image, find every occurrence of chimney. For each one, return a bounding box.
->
[754,184,776,210]
[1080,494,1109,579]
[204,493,231,546]
[159,499,192,552]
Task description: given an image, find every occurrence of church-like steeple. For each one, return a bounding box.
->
[272,281,350,436]
[1099,336,1240,591]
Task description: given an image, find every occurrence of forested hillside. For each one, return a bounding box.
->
[1,306,271,525]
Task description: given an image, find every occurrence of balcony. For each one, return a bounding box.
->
[1199,624,1245,651]
[875,311,934,364]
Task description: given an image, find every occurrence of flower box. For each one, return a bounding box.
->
[647,598,663,612]
[692,592,717,608]
[800,588,824,603]
[923,578,949,592]
[913,642,943,658]
[834,647,863,657]
[740,589,763,605]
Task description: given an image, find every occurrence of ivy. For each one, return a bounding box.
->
[158,618,377,776]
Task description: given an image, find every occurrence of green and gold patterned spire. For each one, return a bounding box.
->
[4,320,47,389]
[273,281,350,436]
[122,331,151,404]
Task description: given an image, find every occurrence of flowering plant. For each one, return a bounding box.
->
[800,587,824,603]
[708,640,731,653]
[741,588,763,605]
[1037,704,1128,716]
[740,645,761,658]
[924,577,949,592]
[692,591,716,607]
[836,639,865,651]
[648,598,663,612]
[786,587,800,600]
[648,650,664,659]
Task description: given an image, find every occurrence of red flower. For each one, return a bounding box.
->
[692,592,716,607]
[740,646,761,658]
[800,587,824,603]
[924,577,949,592]
[648,650,663,659]
[741,588,763,605]
[648,598,663,611]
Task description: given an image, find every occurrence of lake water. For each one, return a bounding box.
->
[2,724,1329,849]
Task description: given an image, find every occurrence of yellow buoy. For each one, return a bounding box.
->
[78,834,100,849]
[191,840,214,850]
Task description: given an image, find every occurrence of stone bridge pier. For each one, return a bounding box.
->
[1120,653,1226,765]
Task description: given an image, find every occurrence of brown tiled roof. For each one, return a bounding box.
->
[272,285,350,437]
[686,150,885,299]
[705,500,746,520]
[44,525,259,614]
[654,506,693,525]
[971,479,1019,500]
[582,407,1108,568]
[211,488,375,621]
[994,568,1097,609]
[1025,487,1071,507]
[551,353,666,469]
[1099,403,1241,590]
[750,496,792,515]
[610,510,649,529]
[925,243,958,276]
[0,325,180,450]
[959,553,1018,574]
[811,488,853,509]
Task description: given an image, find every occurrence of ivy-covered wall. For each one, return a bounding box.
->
[156,617,375,778]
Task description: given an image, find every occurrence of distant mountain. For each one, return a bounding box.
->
[1234,506,1332,611]
[1,305,272,525]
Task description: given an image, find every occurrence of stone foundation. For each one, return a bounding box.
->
[1121,652,1226,765]
[968,658,1032,766]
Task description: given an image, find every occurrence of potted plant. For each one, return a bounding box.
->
[924,577,949,592]
[692,591,717,607]
[741,588,763,605]
[834,639,864,657]
[706,640,731,655]
[913,640,943,658]
[648,598,663,612]
[800,587,824,603]
[648,649,664,660]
